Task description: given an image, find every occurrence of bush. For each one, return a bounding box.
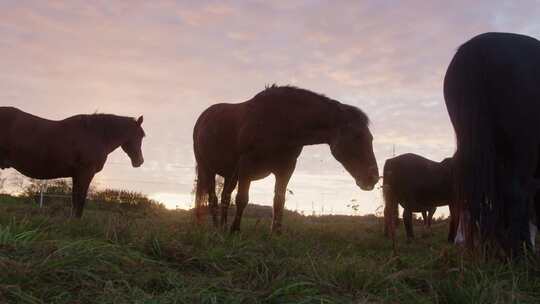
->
[19,179,164,214]
[90,189,165,213]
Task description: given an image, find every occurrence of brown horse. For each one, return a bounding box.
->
[193,85,379,233]
[383,153,456,242]
[0,107,145,217]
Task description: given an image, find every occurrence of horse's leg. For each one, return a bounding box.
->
[220,175,238,228]
[271,164,296,235]
[502,142,538,256]
[529,221,537,250]
[448,203,459,243]
[207,176,219,227]
[421,210,428,226]
[533,159,540,250]
[454,211,467,245]
[427,207,436,228]
[403,208,414,240]
[230,177,251,233]
[0,148,8,169]
[71,170,95,218]
[533,190,540,250]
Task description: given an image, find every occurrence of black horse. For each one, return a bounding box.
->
[383,153,456,241]
[444,32,540,255]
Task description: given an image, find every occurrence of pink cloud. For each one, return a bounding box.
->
[2,1,540,212]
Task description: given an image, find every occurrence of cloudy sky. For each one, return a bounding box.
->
[1,1,540,215]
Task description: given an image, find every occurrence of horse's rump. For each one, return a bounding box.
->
[444,32,540,250]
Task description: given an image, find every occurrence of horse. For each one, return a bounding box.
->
[443,32,540,255]
[0,107,145,218]
[383,153,456,242]
[193,85,379,233]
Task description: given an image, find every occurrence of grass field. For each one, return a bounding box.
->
[0,195,539,303]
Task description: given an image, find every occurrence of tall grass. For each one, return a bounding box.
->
[0,196,539,303]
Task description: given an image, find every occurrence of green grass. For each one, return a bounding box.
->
[0,196,539,303]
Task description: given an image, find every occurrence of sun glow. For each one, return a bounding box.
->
[150,192,194,210]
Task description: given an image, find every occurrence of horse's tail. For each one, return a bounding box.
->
[383,161,399,240]
[193,165,209,224]
[383,185,399,240]
[444,42,498,248]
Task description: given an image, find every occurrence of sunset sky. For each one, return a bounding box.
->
[2,1,540,215]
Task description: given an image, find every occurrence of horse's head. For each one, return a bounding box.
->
[329,106,379,190]
[121,116,146,168]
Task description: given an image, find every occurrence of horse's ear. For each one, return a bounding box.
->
[137,116,144,126]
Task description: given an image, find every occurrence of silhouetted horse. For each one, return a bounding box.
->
[0,107,145,217]
[383,153,456,241]
[444,32,540,255]
[193,85,379,233]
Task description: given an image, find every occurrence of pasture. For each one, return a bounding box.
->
[0,194,539,303]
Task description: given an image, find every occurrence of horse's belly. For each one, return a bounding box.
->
[12,164,72,179]
[8,152,72,179]
[404,200,437,212]
[247,170,272,181]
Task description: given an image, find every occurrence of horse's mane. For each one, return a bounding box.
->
[255,84,370,126]
[87,113,134,126]
[258,84,331,99]
[83,113,145,137]
[339,103,370,127]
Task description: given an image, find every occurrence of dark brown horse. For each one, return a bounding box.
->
[444,32,540,255]
[0,107,145,217]
[193,85,379,233]
[383,153,456,241]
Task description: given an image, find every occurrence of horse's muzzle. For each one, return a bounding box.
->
[132,157,144,168]
[356,168,379,190]
[357,179,375,191]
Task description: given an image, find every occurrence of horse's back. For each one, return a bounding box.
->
[0,107,60,139]
[0,106,21,115]
[0,107,27,142]
[384,154,434,180]
[384,154,433,191]
[0,106,21,125]
[461,32,540,58]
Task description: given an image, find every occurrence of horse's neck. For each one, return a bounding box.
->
[288,104,341,146]
[95,117,130,153]
[297,127,337,146]
[103,133,125,153]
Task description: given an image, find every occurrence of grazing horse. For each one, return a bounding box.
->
[444,32,540,255]
[383,153,456,241]
[0,107,145,217]
[193,85,379,233]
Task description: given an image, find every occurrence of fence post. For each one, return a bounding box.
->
[39,188,44,208]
